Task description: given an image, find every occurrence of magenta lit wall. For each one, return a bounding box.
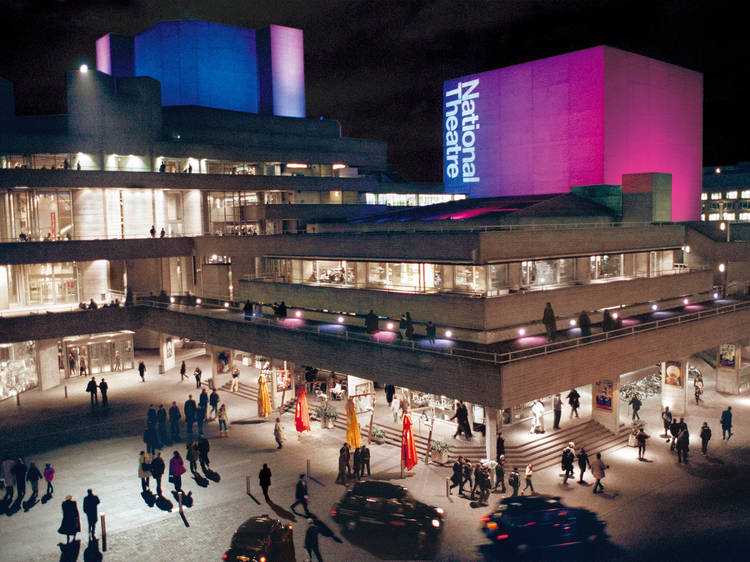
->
[443,46,703,221]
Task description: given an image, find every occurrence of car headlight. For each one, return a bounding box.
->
[431,518,441,528]
[435,507,444,514]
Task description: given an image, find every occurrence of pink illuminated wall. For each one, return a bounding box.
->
[443,46,703,221]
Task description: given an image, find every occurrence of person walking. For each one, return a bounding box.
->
[13,457,27,499]
[496,432,505,460]
[661,406,673,438]
[218,403,230,437]
[694,374,704,405]
[82,489,100,539]
[390,395,401,422]
[721,406,733,440]
[669,417,681,450]
[700,422,712,455]
[461,458,473,496]
[196,400,207,436]
[449,456,463,495]
[85,376,98,407]
[676,426,690,464]
[494,455,506,493]
[198,388,209,416]
[405,312,415,340]
[184,394,197,436]
[578,310,591,340]
[43,463,55,496]
[186,441,199,473]
[197,437,211,472]
[522,463,535,495]
[364,309,379,335]
[157,404,168,444]
[26,461,42,496]
[508,467,520,497]
[591,453,608,494]
[360,445,371,477]
[149,225,156,238]
[230,367,240,392]
[169,401,181,442]
[561,443,575,485]
[336,444,350,484]
[209,389,220,419]
[304,518,323,562]
[567,388,580,418]
[426,321,436,344]
[1,455,15,502]
[193,366,202,389]
[273,417,285,449]
[258,463,272,502]
[138,450,152,492]
[352,446,362,480]
[290,474,310,516]
[169,451,186,492]
[99,378,108,408]
[636,427,650,460]
[58,494,80,543]
[577,447,590,484]
[542,302,557,341]
[80,357,88,377]
[180,360,187,381]
[451,401,471,439]
[553,393,563,430]
[150,452,165,496]
[629,394,642,420]
[138,360,146,382]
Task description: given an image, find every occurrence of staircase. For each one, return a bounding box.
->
[216,381,296,413]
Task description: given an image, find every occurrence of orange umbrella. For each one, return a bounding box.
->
[295,385,311,433]
[401,412,418,471]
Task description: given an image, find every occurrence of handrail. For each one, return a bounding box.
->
[131,296,750,366]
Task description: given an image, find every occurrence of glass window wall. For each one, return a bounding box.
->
[0,341,37,400]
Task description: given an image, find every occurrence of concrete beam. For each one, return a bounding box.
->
[0,238,194,264]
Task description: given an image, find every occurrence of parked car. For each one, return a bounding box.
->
[481,495,606,555]
[331,481,444,557]
[223,515,295,562]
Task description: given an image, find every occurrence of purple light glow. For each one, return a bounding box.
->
[417,338,455,349]
[372,331,398,343]
[280,317,305,328]
[621,318,640,326]
[684,304,704,312]
[517,335,548,347]
[652,311,675,318]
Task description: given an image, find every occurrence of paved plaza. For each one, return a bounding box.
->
[2,352,750,561]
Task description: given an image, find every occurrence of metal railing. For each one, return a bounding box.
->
[131,295,750,366]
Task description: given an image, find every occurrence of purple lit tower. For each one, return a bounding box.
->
[443,46,703,221]
[95,21,305,118]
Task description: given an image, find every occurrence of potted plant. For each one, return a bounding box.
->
[314,404,339,428]
[429,440,450,464]
[371,427,386,444]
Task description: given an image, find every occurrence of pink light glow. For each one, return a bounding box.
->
[684,304,704,312]
[373,331,398,343]
[517,335,548,347]
[280,318,305,328]
[621,318,640,326]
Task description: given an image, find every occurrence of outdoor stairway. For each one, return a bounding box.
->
[502,420,630,471]
[216,381,296,413]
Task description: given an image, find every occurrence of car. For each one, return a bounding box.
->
[481,495,606,555]
[222,515,295,562]
[331,481,444,555]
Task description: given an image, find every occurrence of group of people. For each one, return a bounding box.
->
[78,298,120,311]
[542,302,623,342]
[57,489,101,544]
[559,443,609,493]
[335,443,371,483]
[84,376,109,408]
[2,456,55,505]
[449,456,494,503]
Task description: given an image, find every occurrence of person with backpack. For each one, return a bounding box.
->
[508,467,520,496]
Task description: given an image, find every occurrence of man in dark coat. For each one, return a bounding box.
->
[143,425,158,455]
[146,404,157,428]
[59,495,80,543]
[26,461,42,496]
[567,389,580,418]
[721,406,733,440]
[13,457,27,499]
[169,401,181,442]
[561,444,575,484]
[209,389,220,419]
[304,518,323,562]
[290,474,310,516]
[157,404,168,444]
[138,361,146,382]
[196,402,207,436]
[496,432,505,460]
[336,443,351,484]
[184,395,197,435]
[461,458,473,496]
[553,393,563,430]
[352,446,362,480]
[99,378,108,408]
[360,445,371,477]
[150,452,166,496]
[494,455,506,493]
[449,456,463,495]
[258,463,272,502]
[451,401,471,439]
[543,302,556,341]
[82,489,100,539]
[197,437,211,471]
[670,417,681,450]
[676,428,690,464]
[193,366,202,389]
[86,376,98,407]
[364,309,378,334]
[385,384,396,407]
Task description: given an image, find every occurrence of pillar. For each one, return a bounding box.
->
[592,379,620,434]
[207,345,232,390]
[485,407,498,462]
[159,334,175,374]
[716,344,741,394]
[36,338,61,391]
[79,259,109,302]
[661,359,689,416]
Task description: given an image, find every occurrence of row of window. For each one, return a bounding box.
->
[702,190,750,201]
[254,250,678,296]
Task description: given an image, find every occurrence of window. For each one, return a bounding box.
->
[708,213,720,221]
[701,193,708,200]
[727,191,738,199]
[739,212,750,221]
[723,212,736,221]
[742,190,750,199]
[711,193,722,200]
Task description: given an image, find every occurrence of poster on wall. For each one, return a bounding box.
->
[664,361,683,387]
[353,381,374,413]
[719,344,736,368]
[595,380,613,411]
[275,369,291,392]
[165,337,174,359]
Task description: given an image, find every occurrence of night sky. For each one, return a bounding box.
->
[1,0,749,181]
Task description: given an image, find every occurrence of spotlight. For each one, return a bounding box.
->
[295,310,302,317]
[518,328,526,336]
[445,330,453,338]
[224,302,230,308]
[683,298,689,305]
[651,304,658,311]
[79,64,88,73]
[337,316,344,323]
[569,319,576,327]
[719,263,726,273]
[387,322,394,330]
[713,292,719,299]
[612,312,618,319]
[196,298,202,304]
[170,297,175,303]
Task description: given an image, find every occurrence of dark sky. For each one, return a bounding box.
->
[2,0,749,181]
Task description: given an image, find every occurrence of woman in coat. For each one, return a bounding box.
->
[138,450,151,492]
[169,451,186,492]
[58,494,80,543]
[591,453,607,494]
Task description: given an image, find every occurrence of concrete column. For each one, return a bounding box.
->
[79,259,109,302]
[508,262,522,290]
[159,334,175,374]
[575,257,591,284]
[207,345,232,390]
[716,344,741,394]
[36,338,61,391]
[592,379,620,434]
[485,407,498,462]
[661,359,689,416]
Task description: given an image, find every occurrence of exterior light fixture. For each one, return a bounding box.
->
[713,292,719,299]
[196,298,202,304]
[612,312,619,320]
[295,310,302,317]
[170,297,175,303]
[569,319,576,327]
[445,330,453,338]
[387,322,394,330]
[332,164,346,170]
[651,304,658,311]
[715,167,721,174]
[79,64,89,73]
[224,302,230,308]
[719,263,726,273]
[683,298,689,305]
[287,163,308,169]
[337,316,344,323]
[518,328,526,336]
[720,222,726,231]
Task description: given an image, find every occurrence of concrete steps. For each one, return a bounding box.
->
[216,382,296,413]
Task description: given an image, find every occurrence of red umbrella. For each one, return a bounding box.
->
[295,385,311,433]
[401,412,418,471]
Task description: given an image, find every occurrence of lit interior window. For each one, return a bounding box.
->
[711,193,722,200]
[708,213,720,221]
[723,212,736,221]
[701,193,708,200]
[742,190,750,199]
[739,212,750,221]
[727,191,738,199]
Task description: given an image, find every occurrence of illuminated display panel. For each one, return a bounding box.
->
[443,46,702,221]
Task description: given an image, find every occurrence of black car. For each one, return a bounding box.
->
[331,481,444,555]
[481,495,606,555]
[223,515,295,562]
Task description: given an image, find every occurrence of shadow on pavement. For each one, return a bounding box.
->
[155,495,173,512]
[58,539,81,562]
[340,527,438,560]
[83,538,103,562]
[192,472,209,487]
[267,499,297,522]
[205,468,221,482]
[23,492,39,512]
[141,490,156,507]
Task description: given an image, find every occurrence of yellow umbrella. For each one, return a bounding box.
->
[258,374,272,418]
[346,397,361,449]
